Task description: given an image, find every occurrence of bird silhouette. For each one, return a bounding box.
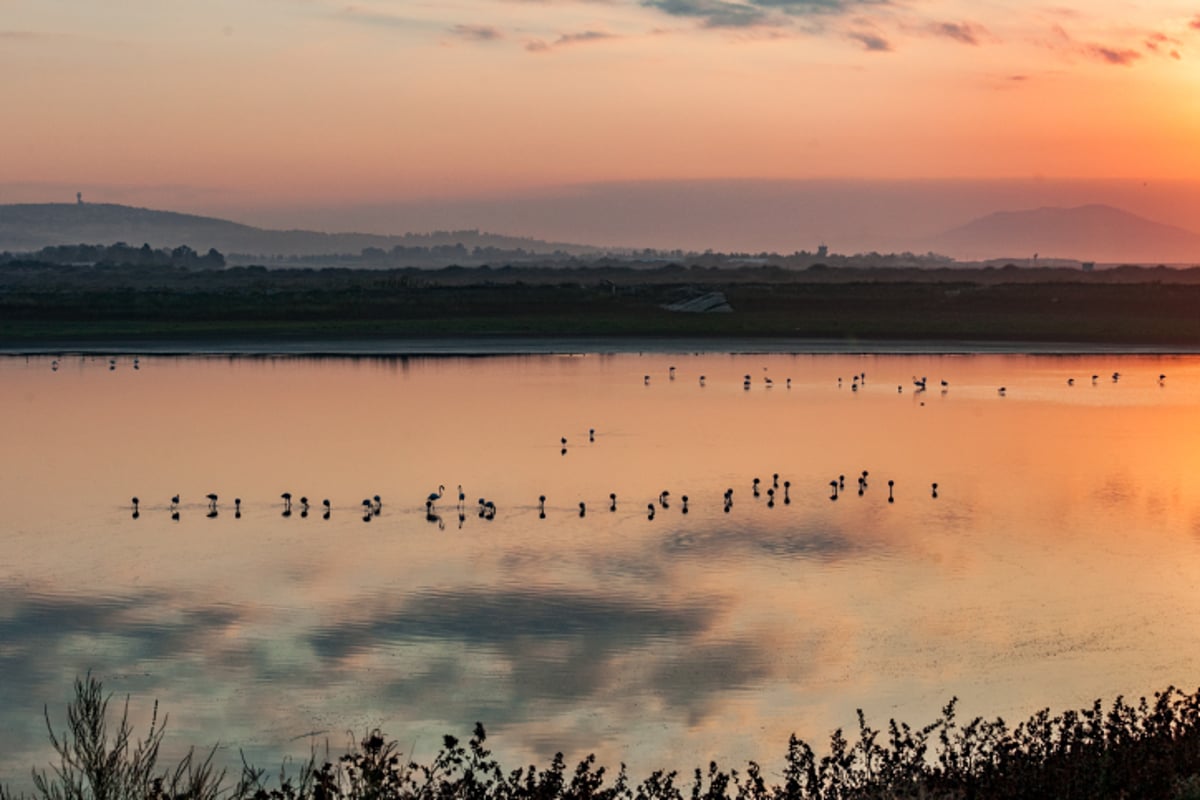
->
[426,485,445,508]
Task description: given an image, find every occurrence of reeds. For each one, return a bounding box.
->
[7,677,1200,800]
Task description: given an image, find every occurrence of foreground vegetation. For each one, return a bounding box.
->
[5,262,1200,346]
[7,677,1200,800]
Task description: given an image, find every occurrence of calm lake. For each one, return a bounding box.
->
[2,350,1200,786]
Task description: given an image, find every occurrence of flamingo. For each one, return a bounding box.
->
[647,503,656,520]
[931,482,939,499]
[281,492,292,509]
[784,481,791,504]
[753,478,761,497]
[681,495,689,514]
[579,502,586,517]
[170,494,180,509]
[659,490,670,508]
[830,480,838,501]
[206,493,218,509]
[888,480,895,503]
[427,485,445,508]
[609,492,617,512]
[457,486,466,507]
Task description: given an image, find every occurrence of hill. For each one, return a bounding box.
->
[0,203,603,260]
[930,204,1200,264]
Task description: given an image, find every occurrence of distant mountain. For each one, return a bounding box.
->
[0,203,602,259]
[930,204,1200,263]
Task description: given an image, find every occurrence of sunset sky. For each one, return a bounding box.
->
[4,0,1200,245]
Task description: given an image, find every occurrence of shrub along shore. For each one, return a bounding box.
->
[5,263,1200,346]
[6,676,1200,800]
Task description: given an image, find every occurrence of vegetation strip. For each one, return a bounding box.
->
[7,676,1200,799]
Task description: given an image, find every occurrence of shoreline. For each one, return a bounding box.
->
[5,336,1200,357]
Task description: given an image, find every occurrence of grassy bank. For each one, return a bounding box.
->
[5,263,1200,346]
[7,676,1200,800]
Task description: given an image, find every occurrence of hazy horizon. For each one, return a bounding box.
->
[7,178,1200,256]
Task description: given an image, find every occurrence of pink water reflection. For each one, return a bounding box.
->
[2,352,1200,786]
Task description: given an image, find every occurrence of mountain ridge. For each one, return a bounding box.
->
[0,202,603,258]
[931,203,1200,263]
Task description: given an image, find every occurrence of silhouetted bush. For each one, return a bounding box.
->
[6,677,1200,800]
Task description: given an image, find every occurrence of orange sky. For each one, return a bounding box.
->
[2,1,1200,221]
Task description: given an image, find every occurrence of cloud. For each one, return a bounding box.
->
[449,23,504,41]
[1144,31,1182,59]
[1086,44,1141,65]
[338,6,418,29]
[640,0,886,30]
[0,30,60,42]
[642,0,771,29]
[930,21,984,46]
[526,29,618,51]
[847,28,891,51]
[1191,15,1200,30]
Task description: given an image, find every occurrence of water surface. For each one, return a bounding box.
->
[2,352,1200,786]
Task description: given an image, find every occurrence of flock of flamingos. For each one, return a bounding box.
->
[103,357,1169,527]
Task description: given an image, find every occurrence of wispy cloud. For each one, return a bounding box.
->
[338,5,417,29]
[641,0,771,29]
[930,21,985,46]
[449,23,504,41]
[847,28,891,51]
[526,29,618,51]
[1144,31,1181,59]
[1045,22,1160,67]
[1086,43,1141,65]
[1191,15,1200,30]
[640,0,887,30]
[0,30,58,41]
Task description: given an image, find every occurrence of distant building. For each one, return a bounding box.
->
[76,192,83,205]
[1081,261,1095,272]
[817,244,828,258]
